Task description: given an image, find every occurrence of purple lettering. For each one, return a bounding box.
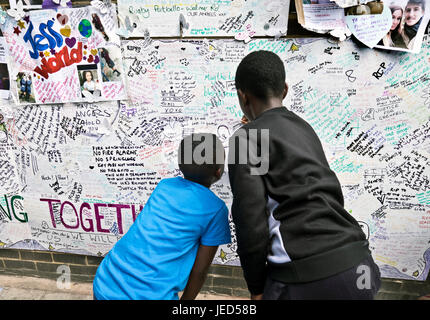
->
[60,201,79,229]
[40,198,61,228]
[94,203,110,233]
[131,204,144,222]
[79,202,94,232]
[107,204,129,234]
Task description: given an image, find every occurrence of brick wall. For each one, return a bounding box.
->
[0,249,101,282]
[1,248,430,299]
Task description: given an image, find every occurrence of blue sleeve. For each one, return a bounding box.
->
[200,204,231,246]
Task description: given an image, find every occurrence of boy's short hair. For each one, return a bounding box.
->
[407,0,425,10]
[178,133,225,183]
[235,50,286,101]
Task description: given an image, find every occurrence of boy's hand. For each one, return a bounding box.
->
[251,293,263,300]
[241,115,249,124]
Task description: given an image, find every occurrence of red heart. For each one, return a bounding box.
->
[56,13,69,25]
[87,55,94,63]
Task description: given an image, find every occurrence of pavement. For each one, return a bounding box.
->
[2,274,428,300]
[0,274,246,300]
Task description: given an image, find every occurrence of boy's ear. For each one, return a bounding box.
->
[214,167,223,181]
[282,83,288,99]
[237,89,248,107]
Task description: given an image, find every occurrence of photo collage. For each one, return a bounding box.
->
[0,5,126,105]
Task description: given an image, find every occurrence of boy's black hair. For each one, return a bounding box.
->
[407,0,425,10]
[235,50,286,101]
[178,133,224,184]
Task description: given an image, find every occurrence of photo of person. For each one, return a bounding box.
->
[375,0,429,52]
[16,72,35,103]
[99,47,122,82]
[77,65,101,99]
[0,64,10,91]
[92,13,110,41]
[402,0,426,49]
[378,5,408,47]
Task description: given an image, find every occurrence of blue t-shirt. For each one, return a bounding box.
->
[93,177,231,300]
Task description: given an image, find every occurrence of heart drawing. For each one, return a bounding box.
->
[56,13,68,25]
[65,37,76,48]
[60,25,71,37]
[345,5,392,48]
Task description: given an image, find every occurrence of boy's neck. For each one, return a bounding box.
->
[250,97,284,120]
[183,177,211,189]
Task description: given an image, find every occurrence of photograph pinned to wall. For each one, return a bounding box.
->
[77,64,101,99]
[99,46,122,82]
[0,64,10,99]
[0,35,10,99]
[374,0,430,53]
[91,12,110,41]
[16,72,35,103]
[0,5,127,105]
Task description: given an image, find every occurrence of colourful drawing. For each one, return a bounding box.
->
[78,19,92,38]
[0,5,126,104]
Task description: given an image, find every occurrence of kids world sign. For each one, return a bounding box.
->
[0,5,127,105]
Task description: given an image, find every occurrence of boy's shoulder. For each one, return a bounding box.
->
[157,177,226,209]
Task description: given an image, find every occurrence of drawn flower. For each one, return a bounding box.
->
[7,0,25,21]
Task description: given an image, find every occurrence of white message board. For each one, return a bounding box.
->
[0,36,429,279]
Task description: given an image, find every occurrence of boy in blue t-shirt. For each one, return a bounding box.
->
[93,133,231,300]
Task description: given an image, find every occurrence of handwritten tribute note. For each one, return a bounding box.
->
[117,0,290,38]
[345,4,391,48]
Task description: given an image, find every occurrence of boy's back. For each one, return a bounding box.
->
[229,107,370,293]
[230,49,380,299]
[93,176,230,300]
[235,107,366,258]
